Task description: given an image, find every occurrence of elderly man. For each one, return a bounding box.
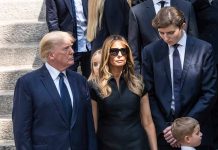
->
[12,31,97,150]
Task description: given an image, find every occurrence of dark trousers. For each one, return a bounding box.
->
[69,51,91,79]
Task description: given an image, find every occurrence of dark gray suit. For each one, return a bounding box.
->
[128,0,198,73]
[142,36,217,148]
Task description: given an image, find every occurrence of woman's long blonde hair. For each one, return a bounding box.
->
[86,0,105,42]
[92,35,144,98]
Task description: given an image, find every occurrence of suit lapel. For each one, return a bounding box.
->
[64,0,74,18]
[158,41,172,115]
[161,42,172,84]
[66,70,79,128]
[145,0,159,37]
[40,65,68,125]
[181,36,194,89]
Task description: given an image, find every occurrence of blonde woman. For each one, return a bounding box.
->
[89,35,157,150]
[87,0,129,52]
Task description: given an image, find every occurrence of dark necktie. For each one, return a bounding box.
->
[172,44,182,117]
[159,0,166,8]
[59,73,72,123]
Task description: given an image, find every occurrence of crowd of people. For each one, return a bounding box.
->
[12,0,218,150]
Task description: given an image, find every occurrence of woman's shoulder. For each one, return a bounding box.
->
[88,80,102,101]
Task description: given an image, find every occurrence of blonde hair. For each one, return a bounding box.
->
[86,0,105,42]
[88,49,102,81]
[92,35,144,98]
[127,0,132,6]
[171,117,199,142]
[39,31,75,62]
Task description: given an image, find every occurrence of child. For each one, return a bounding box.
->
[88,49,101,132]
[171,117,202,150]
[88,49,101,80]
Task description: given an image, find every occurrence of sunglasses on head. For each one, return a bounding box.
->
[110,48,128,56]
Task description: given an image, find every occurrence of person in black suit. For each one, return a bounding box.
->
[129,0,198,73]
[46,0,91,78]
[142,7,217,149]
[12,31,97,150]
[86,0,130,52]
[189,0,218,148]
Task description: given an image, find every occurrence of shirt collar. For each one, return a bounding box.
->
[169,30,187,49]
[45,62,66,80]
[181,146,196,150]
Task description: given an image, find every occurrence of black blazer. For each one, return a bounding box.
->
[142,36,217,146]
[192,0,218,64]
[128,0,198,72]
[46,0,88,52]
[12,65,97,150]
[91,0,130,52]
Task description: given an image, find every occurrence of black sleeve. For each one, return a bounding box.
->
[45,0,60,31]
[88,81,100,102]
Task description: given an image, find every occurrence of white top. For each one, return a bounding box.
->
[181,146,196,150]
[45,62,74,108]
[152,0,171,14]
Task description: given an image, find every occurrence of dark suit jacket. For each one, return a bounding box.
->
[142,36,217,146]
[191,0,218,147]
[192,0,218,64]
[91,0,130,52]
[46,0,88,52]
[12,65,97,150]
[129,0,198,72]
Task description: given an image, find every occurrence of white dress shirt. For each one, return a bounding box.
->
[152,0,171,14]
[181,146,196,150]
[45,62,74,108]
[168,31,187,108]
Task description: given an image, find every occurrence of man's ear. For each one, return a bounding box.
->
[181,23,186,30]
[48,51,54,60]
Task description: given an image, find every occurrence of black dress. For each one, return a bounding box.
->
[89,77,149,150]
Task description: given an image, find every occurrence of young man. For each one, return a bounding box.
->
[142,7,217,150]
[171,117,202,150]
[12,31,97,150]
[128,0,198,73]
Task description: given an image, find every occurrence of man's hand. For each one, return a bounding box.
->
[163,126,181,148]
